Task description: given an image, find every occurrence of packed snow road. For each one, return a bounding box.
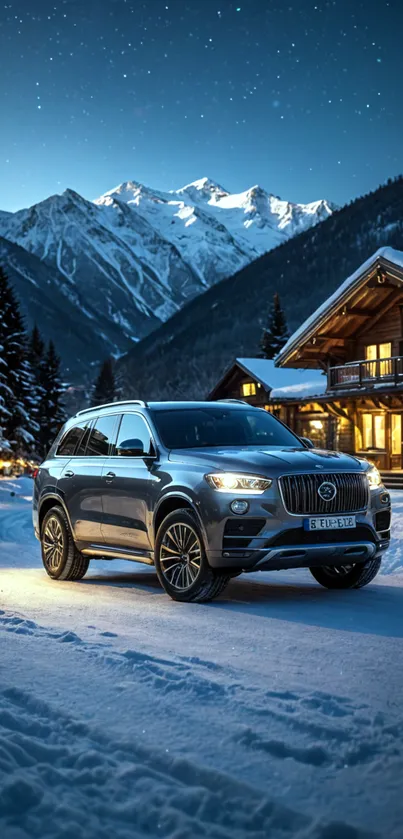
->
[1,478,403,839]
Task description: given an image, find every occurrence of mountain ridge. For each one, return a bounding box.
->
[0,176,333,376]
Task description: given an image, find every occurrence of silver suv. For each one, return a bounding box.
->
[33,400,391,602]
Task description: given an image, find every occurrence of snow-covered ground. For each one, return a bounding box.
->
[1,477,403,838]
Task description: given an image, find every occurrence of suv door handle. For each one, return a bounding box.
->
[105,471,116,483]
[64,470,75,478]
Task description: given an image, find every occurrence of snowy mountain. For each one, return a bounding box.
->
[0,177,334,372]
[96,177,335,276]
[0,236,128,378]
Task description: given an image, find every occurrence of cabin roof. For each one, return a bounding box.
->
[209,358,326,400]
[276,247,403,368]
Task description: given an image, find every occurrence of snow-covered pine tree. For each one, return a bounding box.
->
[0,329,11,456]
[37,341,66,456]
[92,358,116,406]
[259,292,290,359]
[29,324,46,432]
[0,266,39,458]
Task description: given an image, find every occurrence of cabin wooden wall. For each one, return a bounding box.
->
[353,303,403,360]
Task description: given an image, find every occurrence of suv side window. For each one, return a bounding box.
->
[75,420,94,456]
[86,414,119,457]
[116,413,152,456]
[56,422,87,456]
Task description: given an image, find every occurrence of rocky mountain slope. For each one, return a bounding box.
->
[116,176,403,400]
[0,178,333,375]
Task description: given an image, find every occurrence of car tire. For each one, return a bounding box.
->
[309,557,381,589]
[154,508,230,602]
[41,506,90,581]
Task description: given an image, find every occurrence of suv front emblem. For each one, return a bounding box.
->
[318,481,337,502]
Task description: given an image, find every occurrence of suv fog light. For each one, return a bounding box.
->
[230,499,249,515]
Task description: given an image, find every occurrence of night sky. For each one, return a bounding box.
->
[1,0,402,212]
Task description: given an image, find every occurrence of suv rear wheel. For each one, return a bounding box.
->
[41,506,89,581]
[310,557,381,589]
[154,508,230,602]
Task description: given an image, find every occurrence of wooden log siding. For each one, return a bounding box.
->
[354,301,403,360]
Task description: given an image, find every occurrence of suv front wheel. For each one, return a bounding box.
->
[154,508,230,603]
[310,557,381,589]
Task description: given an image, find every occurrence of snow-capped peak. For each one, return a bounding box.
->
[175,176,229,198]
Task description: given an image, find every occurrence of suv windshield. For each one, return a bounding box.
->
[150,407,299,449]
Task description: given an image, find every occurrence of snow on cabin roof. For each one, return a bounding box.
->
[235,358,326,399]
[276,246,403,365]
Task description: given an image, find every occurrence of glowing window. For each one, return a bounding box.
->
[362,413,373,449]
[365,345,377,361]
[392,414,402,456]
[374,414,385,449]
[379,342,392,359]
[241,382,257,396]
[365,343,392,377]
[362,413,386,450]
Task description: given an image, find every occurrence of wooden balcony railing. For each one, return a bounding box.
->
[329,356,403,388]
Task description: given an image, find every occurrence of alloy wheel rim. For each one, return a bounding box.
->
[160,523,202,590]
[323,564,354,577]
[43,516,64,570]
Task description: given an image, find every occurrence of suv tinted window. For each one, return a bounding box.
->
[151,407,299,449]
[86,414,119,457]
[57,423,86,456]
[116,413,152,456]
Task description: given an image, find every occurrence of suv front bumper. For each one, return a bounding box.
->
[199,485,390,572]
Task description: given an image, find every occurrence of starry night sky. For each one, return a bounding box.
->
[1,0,402,212]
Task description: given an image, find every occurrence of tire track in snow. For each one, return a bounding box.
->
[0,684,378,839]
[2,610,401,781]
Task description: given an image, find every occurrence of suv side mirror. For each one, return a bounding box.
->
[117,438,149,457]
[299,436,315,449]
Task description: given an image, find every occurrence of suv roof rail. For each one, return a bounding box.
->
[75,399,147,417]
[217,398,249,405]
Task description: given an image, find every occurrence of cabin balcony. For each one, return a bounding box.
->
[328,356,403,389]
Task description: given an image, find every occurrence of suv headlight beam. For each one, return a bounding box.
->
[367,465,383,489]
[205,473,272,494]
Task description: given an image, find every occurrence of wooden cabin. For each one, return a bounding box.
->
[277,247,403,482]
[209,248,403,486]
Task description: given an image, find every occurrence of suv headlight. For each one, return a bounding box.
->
[367,465,382,489]
[205,473,272,493]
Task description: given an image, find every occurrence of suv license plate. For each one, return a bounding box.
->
[305,516,356,531]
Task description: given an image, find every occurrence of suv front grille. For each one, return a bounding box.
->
[279,472,368,515]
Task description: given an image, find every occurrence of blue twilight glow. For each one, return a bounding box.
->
[1,0,402,211]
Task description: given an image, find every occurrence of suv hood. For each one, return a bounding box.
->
[168,446,365,476]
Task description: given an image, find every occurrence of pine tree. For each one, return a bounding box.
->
[0,331,11,456]
[92,358,116,406]
[30,323,45,369]
[0,266,38,457]
[259,292,290,359]
[29,324,46,432]
[37,341,66,456]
